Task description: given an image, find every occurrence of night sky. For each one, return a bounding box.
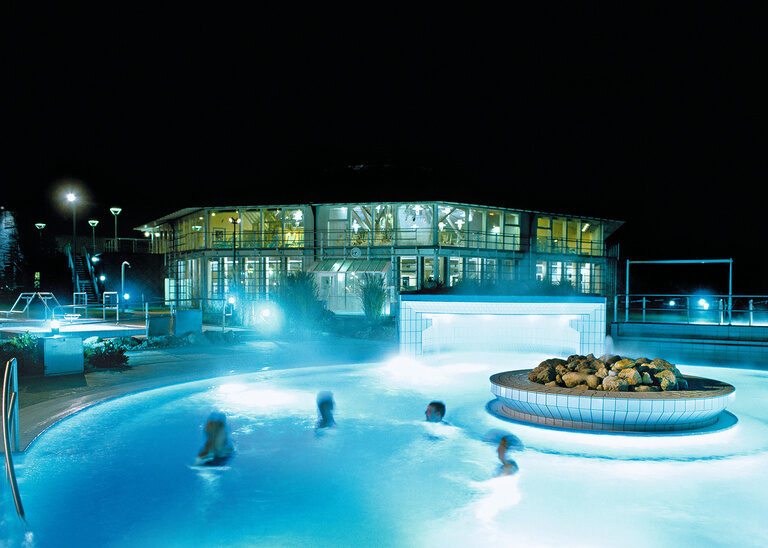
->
[6,4,766,292]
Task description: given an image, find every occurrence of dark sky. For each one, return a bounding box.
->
[6,4,766,292]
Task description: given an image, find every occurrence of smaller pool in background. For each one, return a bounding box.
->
[2,353,767,547]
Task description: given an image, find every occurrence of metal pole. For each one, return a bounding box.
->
[729,259,733,324]
[625,259,629,322]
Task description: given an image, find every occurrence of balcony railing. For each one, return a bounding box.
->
[614,294,768,326]
[160,229,607,258]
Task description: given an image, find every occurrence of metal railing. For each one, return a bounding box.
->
[614,294,768,326]
[160,229,607,257]
[3,358,25,522]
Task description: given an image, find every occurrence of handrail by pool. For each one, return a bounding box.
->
[2,357,25,522]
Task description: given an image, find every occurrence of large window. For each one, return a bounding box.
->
[263,209,283,248]
[373,204,394,245]
[284,208,304,248]
[396,204,433,246]
[437,205,467,247]
[399,257,417,290]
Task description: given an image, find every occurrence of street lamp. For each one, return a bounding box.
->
[66,192,77,257]
[88,219,99,253]
[121,261,131,304]
[229,217,241,293]
[110,207,122,251]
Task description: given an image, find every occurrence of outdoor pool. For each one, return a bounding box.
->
[3,352,767,547]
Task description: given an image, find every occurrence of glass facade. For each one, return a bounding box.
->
[147,202,618,309]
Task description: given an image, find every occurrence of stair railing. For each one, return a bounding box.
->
[3,357,25,522]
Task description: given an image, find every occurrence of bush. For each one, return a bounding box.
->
[0,331,42,376]
[357,273,386,324]
[274,271,324,332]
[83,340,129,370]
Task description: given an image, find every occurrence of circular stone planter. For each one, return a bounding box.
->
[490,370,735,433]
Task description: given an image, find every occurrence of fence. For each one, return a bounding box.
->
[614,294,768,326]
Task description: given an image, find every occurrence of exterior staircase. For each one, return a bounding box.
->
[72,254,100,305]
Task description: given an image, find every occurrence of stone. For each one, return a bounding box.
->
[586,374,601,389]
[596,366,609,378]
[650,358,675,371]
[545,381,557,386]
[529,363,558,384]
[611,358,636,372]
[655,369,678,391]
[618,368,642,386]
[83,336,100,346]
[633,385,661,392]
[599,354,622,365]
[677,377,689,390]
[635,357,652,365]
[562,371,590,388]
[602,376,629,391]
[641,372,653,385]
[573,384,590,390]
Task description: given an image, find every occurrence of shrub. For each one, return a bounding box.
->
[357,273,386,324]
[83,340,129,370]
[274,271,324,332]
[0,331,42,376]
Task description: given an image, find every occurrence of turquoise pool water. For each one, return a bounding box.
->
[3,353,767,547]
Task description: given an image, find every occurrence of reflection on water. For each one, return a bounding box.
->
[5,353,768,548]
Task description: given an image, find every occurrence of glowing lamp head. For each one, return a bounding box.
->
[123,293,130,301]
[66,193,76,203]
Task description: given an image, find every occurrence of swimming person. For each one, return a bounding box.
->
[497,436,520,475]
[425,401,446,423]
[316,391,335,428]
[195,411,234,466]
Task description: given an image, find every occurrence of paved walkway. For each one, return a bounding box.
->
[11,334,397,452]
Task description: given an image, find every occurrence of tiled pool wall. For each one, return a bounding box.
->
[399,296,606,356]
[490,378,735,432]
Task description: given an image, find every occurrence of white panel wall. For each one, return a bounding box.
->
[399,296,606,357]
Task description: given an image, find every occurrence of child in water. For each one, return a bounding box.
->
[195,411,234,466]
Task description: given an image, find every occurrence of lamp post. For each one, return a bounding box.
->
[35,223,46,289]
[110,207,122,251]
[66,192,77,256]
[229,217,241,293]
[88,219,99,253]
[121,261,131,302]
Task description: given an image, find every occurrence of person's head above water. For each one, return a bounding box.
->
[198,411,232,461]
[425,401,446,422]
[316,391,335,428]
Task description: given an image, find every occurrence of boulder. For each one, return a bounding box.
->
[602,376,629,391]
[562,371,590,388]
[677,377,689,390]
[529,362,558,384]
[596,366,610,378]
[599,354,622,365]
[655,369,678,391]
[611,358,636,372]
[586,374,601,389]
[618,368,642,386]
[641,372,654,385]
[650,358,675,371]
[573,384,590,390]
[633,385,661,392]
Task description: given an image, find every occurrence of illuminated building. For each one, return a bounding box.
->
[136,202,623,315]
